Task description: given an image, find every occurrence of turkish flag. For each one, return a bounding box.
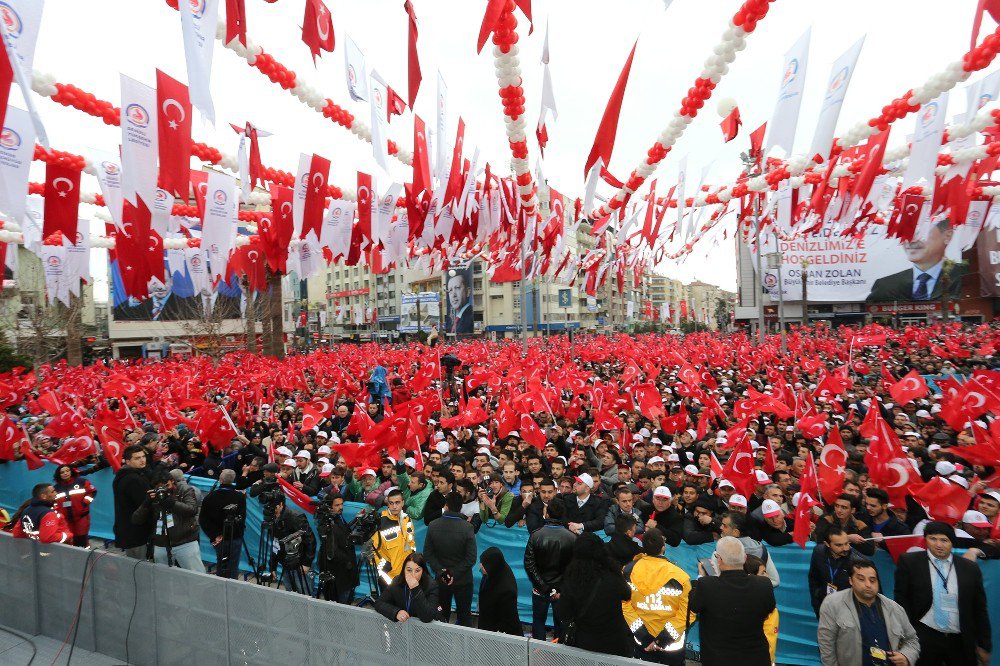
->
[386,85,407,121]
[37,389,64,416]
[156,70,193,199]
[584,40,637,178]
[895,193,924,242]
[196,406,238,450]
[913,478,973,524]
[348,171,372,265]
[634,383,665,420]
[41,411,89,439]
[346,405,375,438]
[276,476,317,514]
[494,398,518,439]
[300,405,325,432]
[43,163,82,242]
[796,412,828,439]
[302,0,335,64]
[720,106,741,143]
[365,414,410,457]
[884,535,927,563]
[403,0,421,107]
[889,369,928,406]
[302,154,330,240]
[719,436,757,498]
[519,414,547,449]
[46,435,98,466]
[660,405,689,435]
[443,118,466,208]
[817,426,847,502]
[793,455,821,547]
[0,40,12,134]
[94,416,126,472]
[0,414,27,461]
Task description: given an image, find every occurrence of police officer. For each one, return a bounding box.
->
[12,483,73,544]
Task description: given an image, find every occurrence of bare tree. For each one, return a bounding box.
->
[17,296,83,372]
[172,295,230,362]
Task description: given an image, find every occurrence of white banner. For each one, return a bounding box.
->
[344,33,369,102]
[292,153,310,240]
[320,199,355,261]
[809,36,864,160]
[179,0,218,124]
[0,1,43,73]
[150,188,172,237]
[754,222,965,303]
[374,182,401,250]
[21,193,40,255]
[41,243,67,306]
[298,236,319,280]
[90,148,123,229]
[185,246,209,295]
[120,75,159,207]
[201,171,236,284]
[0,106,34,225]
[369,73,389,172]
[385,211,408,264]
[65,217,90,296]
[766,28,811,156]
[902,92,949,193]
[675,155,688,237]
[436,71,448,179]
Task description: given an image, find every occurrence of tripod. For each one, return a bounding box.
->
[255,504,278,585]
[219,509,255,579]
[155,503,175,568]
[352,552,381,608]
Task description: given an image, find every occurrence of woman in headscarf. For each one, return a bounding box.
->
[557,533,633,657]
[477,546,522,635]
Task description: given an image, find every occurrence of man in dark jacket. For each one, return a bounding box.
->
[807,525,867,618]
[894,521,992,666]
[199,469,247,579]
[524,497,576,639]
[314,492,358,604]
[561,472,608,534]
[641,486,685,547]
[684,494,721,545]
[864,487,911,550]
[423,470,454,525]
[113,445,153,559]
[131,469,204,572]
[510,477,563,533]
[689,536,776,666]
[271,498,316,594]
[422,492,478,626]
[607,514,642,567]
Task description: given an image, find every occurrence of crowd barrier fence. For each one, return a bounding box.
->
[2,463,998,665]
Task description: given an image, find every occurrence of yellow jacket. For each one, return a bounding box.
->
[764,607,779,663]
[370,508,416,583]
[622,554,693,650]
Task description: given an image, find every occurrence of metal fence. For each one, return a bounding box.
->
[0,534,642,666]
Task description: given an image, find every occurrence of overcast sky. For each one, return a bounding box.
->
[24,0,990,298]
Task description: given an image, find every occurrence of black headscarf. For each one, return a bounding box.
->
[478,546,521,635]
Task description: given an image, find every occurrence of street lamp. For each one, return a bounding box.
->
[765,249,786,354]
[739,151,765,345]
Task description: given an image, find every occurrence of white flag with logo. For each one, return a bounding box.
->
[179,0,219,124]
[0,106,35,225]
[956,200,987,251]
[369,73,390,172]
[902,92,949,194]
[809,35,864,161]
[344,33,369,101]
[386,211,408,264]
[184,246,209,295]
[766,28,811,156]
[675,155,688,237]
[201,170,236,284]
[120,75,159,207]
[292,153,311,240]
[150,188,172,237]
[21,194,41,255]
[65,217,90,296]
[298,236,319,280]
[0,1,48,149]
[436,72,448,179]
[374,182,402,250]
[320,199,356,261]
[41,243,67,306]
[90,149,124,229]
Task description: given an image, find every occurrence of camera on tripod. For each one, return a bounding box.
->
[257,482,284,523]
[347,509,380,545]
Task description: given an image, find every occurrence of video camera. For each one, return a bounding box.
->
[347,509,380,545]
[257,481,284,524]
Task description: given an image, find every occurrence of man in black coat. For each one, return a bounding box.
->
[807,525,867,618]
[422,492,478,626]
[271,498,316,594]
[560,472,608,535]
[314,492,359,604]
[423,470,454,525]
[112,445,153,559]
[199,469,247,579]
[511,477,563,533]
[689,536,776,666]
[894,521,991,666]
[524,498,576,639]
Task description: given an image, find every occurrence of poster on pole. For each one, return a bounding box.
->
[400,292,440,333]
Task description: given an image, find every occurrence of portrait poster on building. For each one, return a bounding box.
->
[445,262,474,335]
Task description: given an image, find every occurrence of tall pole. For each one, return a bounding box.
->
[754,197,765,344]
[520,225,528,356]
[774,233,787,355]
[801,258,811,327]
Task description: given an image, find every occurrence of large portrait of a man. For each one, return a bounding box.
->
[865,219,966,302]
[445,265,474,335]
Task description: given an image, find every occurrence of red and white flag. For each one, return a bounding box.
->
[584,39,637,178]
[156,70,192,199]
[403,0,421,107]
[277,476,317,514]
[302,154,330,242]
[302,0,335,64]
[121,75,159,207]
[42,162,81,241]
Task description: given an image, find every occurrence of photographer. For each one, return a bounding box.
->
[478,472,513,524]
[369,488,416,591]
[131,469,205,572]
[423,492,477,626]
[271,497,316,594]
[314,492,358,604]
[247,462,280,498]
[199,469,247,579]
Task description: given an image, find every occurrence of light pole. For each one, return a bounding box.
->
[739,152,765,345]
[800,258,811,327]
[766,248,786,354]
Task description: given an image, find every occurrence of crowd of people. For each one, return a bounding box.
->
[1,322,998,665]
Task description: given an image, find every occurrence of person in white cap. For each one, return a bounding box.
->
[728,494,748,514]
[959,510,997,555]
[292,450,319,495]
[561,472,609,535]
[642,485,684,547]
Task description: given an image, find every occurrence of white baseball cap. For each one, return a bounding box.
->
[948,474,970,489]
[404,457,417,468]
[667,453,680,463]
[729,494,748,508]
[435,442,449,454]
[755,469,771,484]
[652,486,672,499]
[361,468,377,477]
[295,450,311,460]
[648,456,665,465]
[317,445,331,455]
[319,463,335,477]
[761,499,783,518]
[638,428,651,438]
[574,473,595,489]
[316,432,329,439]
[281,459,296,467]
[275,446,293,457]
[963,510,991,528]
[935,461,957,476]
[508,430,520,438]
[717,479,735,490]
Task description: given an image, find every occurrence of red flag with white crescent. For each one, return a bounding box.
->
[404,0,421,108]
[43,163,81,242]
[302,154,330,240]
[302,0,335,64]
[156,70,192,199]
[277,475,317,514]
[225,0,247,47]
[719,435,757,498]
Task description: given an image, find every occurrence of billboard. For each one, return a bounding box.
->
[444,263,474,335]
[399,292,440,333]
[979,227,1000,297]
[754,219,969,303]
[110,256,243,322]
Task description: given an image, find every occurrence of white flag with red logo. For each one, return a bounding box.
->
[343,33,368,102]
[90,149,124,229]
[766,28,811,156]
[179,0,219,124]
[0,105,35,225]
[369,73,390,172]
[120,74,159,207]
[201,170,237,285]
[0,0,48,149]
[902,92,949,195]
[808,36,864,161]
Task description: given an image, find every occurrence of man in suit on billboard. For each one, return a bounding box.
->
[866,219,965,303]
[446,269,473,335]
